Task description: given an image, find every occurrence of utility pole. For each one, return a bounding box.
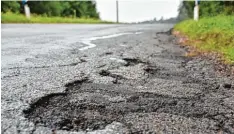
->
[22,0,30,19]
[116,0,119,23]
[194,0,199,21]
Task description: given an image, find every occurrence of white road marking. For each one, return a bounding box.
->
[79,40,96,51]
[79,32,142,51]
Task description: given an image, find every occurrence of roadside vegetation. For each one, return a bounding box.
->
[1,12,113,24]
[1,1,112,24]
[174,16,234,64]
[175,1,234,65]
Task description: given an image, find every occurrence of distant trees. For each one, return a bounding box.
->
[1,1,100,19]
[143,1,234,24]
[1,1,20,13]
[139,17,178,24]
[178,1,234,20]
[27,1,64,17]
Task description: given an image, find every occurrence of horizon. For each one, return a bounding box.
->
[96,0,181,23]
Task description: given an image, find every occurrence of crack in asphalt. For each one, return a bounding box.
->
[122,58,146,67]
[2,61,85,71]
[99,70,126,84]
[2,73,20,79]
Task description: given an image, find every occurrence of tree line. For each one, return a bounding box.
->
[2,1,233,21]
[1,1,100,19]
[178,1,234,20]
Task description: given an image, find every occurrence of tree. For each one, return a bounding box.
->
[1,1,100,19]
[177,1,234,20]
[1,1,20,13]
[27,1,64,16]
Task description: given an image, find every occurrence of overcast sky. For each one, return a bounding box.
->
[96,0,181,23]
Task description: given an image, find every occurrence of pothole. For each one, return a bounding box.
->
[122,58,146,66]
[99,70,111,76]
[24,78,233,133]
[143,65,190,82]
[100,52,113,56]
[156,28,173,35]
[99,70,125,84]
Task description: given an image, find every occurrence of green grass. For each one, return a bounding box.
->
[174,15,234,64]
[1,12,114,24]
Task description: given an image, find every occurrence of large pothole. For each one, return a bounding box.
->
[23,77,233,133]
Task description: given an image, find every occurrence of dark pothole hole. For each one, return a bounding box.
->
[99,70,126,84]
[122,58,146,67]
[23,78,233,133]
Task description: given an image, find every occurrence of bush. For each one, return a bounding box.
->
[1,1,20,13]
[174,16,234,64]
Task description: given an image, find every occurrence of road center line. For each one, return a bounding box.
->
[79,32,142,51]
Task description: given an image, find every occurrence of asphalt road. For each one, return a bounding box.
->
[1,24,234,134]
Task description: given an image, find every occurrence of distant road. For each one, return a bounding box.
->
[1,24,171,69]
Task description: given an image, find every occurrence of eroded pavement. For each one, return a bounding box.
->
[1,24,234,134]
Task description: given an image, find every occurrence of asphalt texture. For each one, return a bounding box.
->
[1,24,234,134]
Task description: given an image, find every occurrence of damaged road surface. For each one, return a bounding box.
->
[2,24,234,134]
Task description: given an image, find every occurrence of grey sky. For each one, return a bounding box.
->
[96,0,181,23]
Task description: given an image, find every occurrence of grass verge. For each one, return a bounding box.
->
[1,12,114,24]
[174,16,234,65]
